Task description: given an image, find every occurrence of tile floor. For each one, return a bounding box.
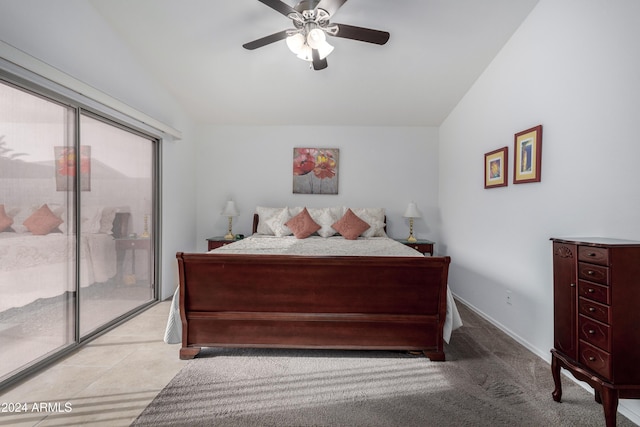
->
[0,300,185,426]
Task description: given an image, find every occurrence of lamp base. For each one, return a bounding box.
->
[224,232,235,240]
[407,235,417,243]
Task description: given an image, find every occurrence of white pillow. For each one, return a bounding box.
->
[13,205,38,233]
[308,206,345,238]
[266,207,293,237]
[99,207,118,234]
[82,206,103,234]
[255,206,286,235]
[352,207,386,237]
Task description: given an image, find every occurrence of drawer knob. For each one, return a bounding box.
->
[587,270,595,275]
[570,283,576,288]
[588,288,595,293]
[589,307,596,312]
[589,356,596,362]
[588,329,595,335]
[588,252,597,257]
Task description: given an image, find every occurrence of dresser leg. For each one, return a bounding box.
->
[600,387,619,427]
[551,352,563,402]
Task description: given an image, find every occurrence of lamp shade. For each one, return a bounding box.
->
[221,200,239,217]
[403,202,421,218]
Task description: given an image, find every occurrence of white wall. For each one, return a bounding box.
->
[0,0,198,300]
[195,125,440,252]
[439,0,640,422]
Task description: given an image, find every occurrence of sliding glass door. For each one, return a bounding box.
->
[0,81,76,381]
[78,114,155,336]
[0,78,158,386]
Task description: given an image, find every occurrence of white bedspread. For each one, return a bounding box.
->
[0,232,117,312]
[212,235,425,257]
[165,235,462,345]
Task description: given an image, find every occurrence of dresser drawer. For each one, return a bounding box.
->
[578,280,610,305]
[578,262,609,285]
[578,297,610,324]
[578,246,609,266]
[579,315,610,352]
[579,340,612,380]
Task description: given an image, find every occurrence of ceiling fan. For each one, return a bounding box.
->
[243,0,390,70]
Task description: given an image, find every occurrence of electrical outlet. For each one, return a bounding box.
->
[506,290,512,305]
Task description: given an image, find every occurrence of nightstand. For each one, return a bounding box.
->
[396,239,435,256]
[115,238,151,282]
[206,236,241,251]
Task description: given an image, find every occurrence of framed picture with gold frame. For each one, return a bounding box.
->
[513,125,543,184]
[484,146,508,189]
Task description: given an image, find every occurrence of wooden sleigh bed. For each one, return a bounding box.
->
[176,212,452,361]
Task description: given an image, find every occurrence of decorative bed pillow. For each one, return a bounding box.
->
[265,207,293,237]
[0,204,14,232]
[82,206,103,234]
[352,207,386,237]
[99,207,118,234]
[332,208,370,240]
[255,206,287,235]
[308,206,345,238]
[23,204,64,235]
[285,207,321,239]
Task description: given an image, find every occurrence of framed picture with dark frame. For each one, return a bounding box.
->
[513,125,543,184]
[484,146,508,189]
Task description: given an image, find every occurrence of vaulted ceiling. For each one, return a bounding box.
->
[90,0,539,126]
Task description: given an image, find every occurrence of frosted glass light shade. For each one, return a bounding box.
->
[286,33,305,54]
[307,28,326,49]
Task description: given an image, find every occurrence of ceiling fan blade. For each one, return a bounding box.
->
[312,49,328,70]
[316,0,348,17]
[257,0,297,17]
[331,23,390,45]
[243,30,290,50]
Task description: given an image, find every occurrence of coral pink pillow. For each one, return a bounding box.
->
[332,208,370,240]
[285,207,321,239]
[0,204,13,232]
[23,204,63,235]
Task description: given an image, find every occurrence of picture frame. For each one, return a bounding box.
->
[513,125,542,184]
[484,146,508,189]
[54,145,91,191]
[292,147,339,194]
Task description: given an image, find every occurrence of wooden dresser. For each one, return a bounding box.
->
[551,237,640,427]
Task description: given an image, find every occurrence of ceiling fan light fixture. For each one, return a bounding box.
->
[286,33,306,54]
[296,45,313,61]
[306,28,326,49]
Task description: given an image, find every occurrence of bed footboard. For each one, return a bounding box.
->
[176,252,451,360]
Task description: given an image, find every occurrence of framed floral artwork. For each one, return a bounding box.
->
[55,146,91,191]
[293,147,339,194]
[513,125,543,184]
[484,146,508,189]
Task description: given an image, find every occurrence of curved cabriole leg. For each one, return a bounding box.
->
[551,353,563,402]
[600,387,619,427]
[180,347,201,360]
[595,389,602,404]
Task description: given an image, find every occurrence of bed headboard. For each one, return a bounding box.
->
[252,214,387,234]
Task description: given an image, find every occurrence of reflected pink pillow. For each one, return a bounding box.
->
[285,207,321,239]
[0,205,13,232]
[332,208,370,240]
[23,204,63,235]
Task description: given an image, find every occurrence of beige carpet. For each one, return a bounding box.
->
[132,303,635,426]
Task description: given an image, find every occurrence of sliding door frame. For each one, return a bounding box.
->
[0,63,162,391]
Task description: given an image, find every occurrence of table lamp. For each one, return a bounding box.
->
[221,200,239,240]
[403,201,421,243]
